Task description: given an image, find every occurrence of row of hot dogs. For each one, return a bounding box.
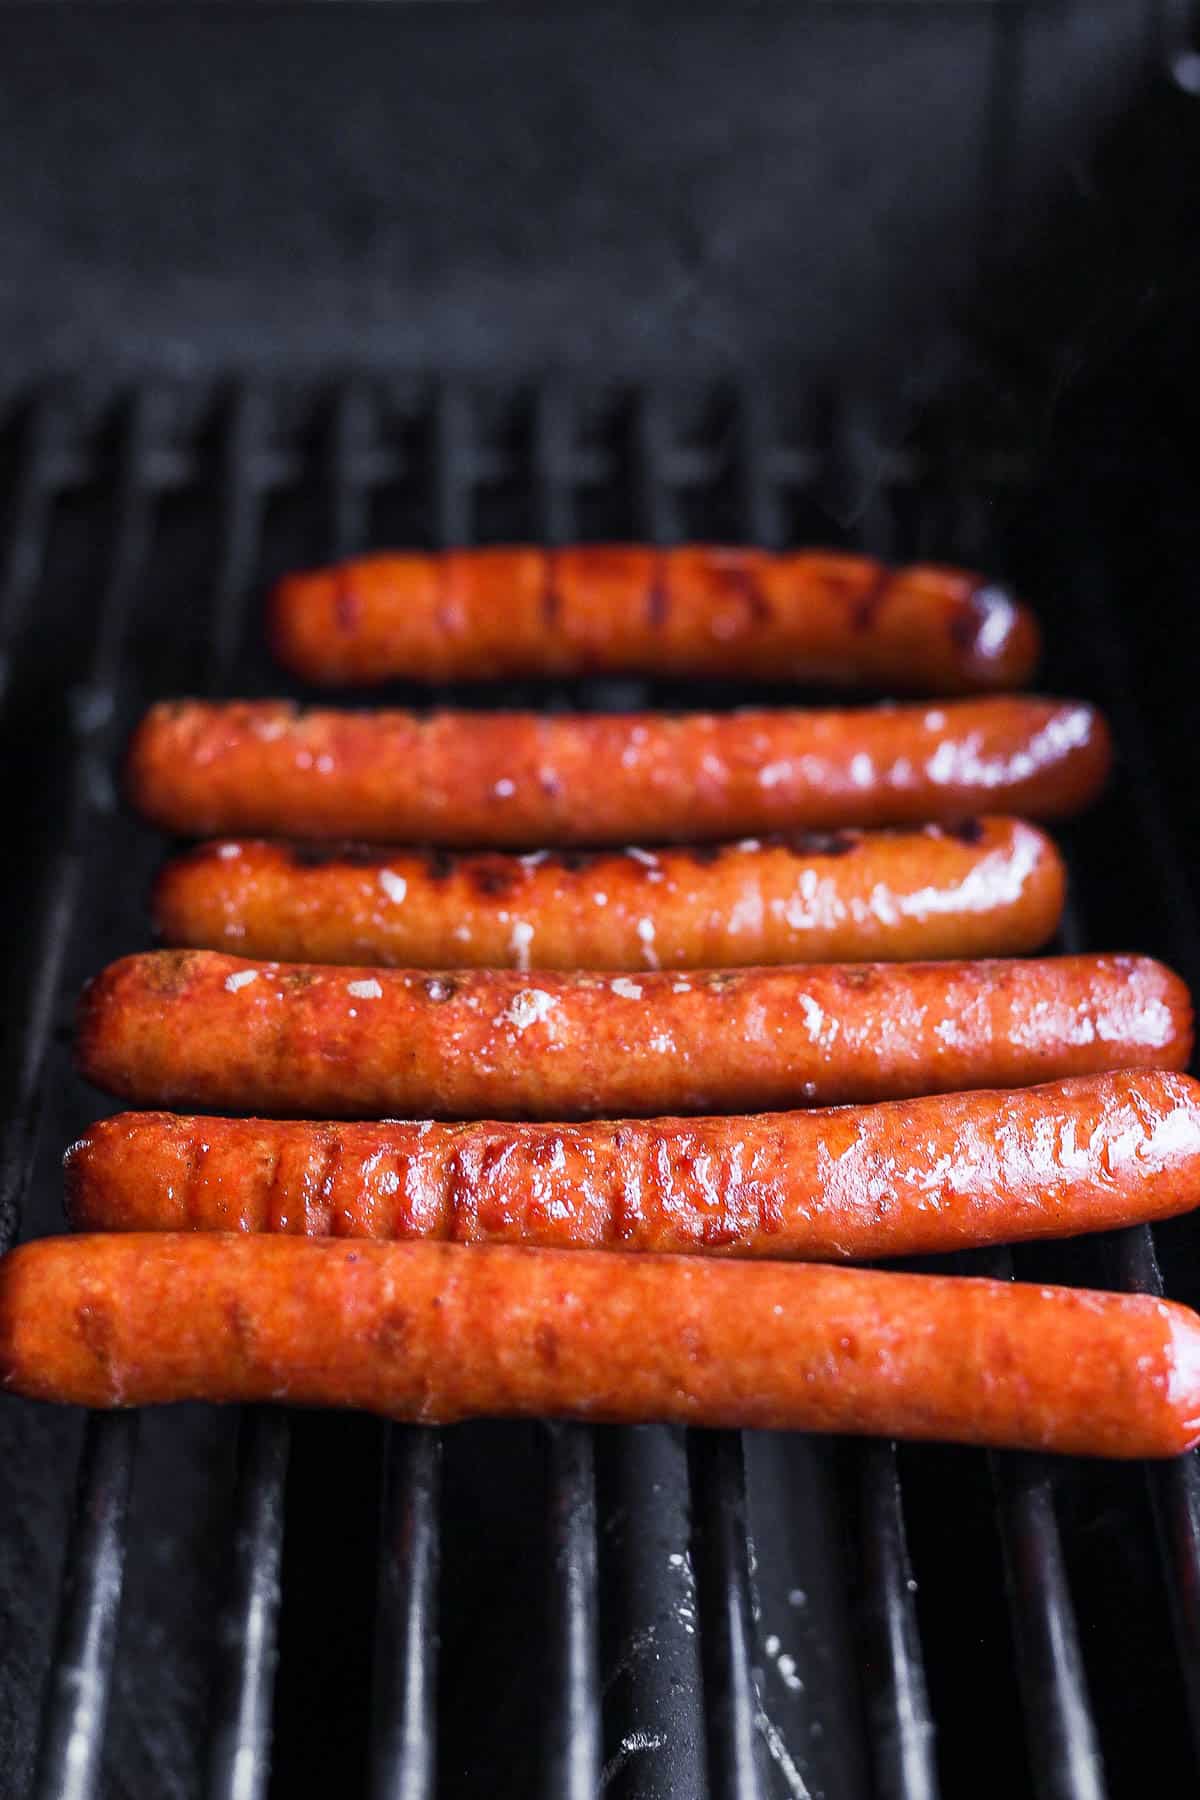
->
[3,545,1199,1462]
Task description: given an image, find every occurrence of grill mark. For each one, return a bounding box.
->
[850,568,892,632]
[226,1298,255,1369]
[646,559,669,628]
[77,1303,121,1402]
[333,574,361,634]
[316,1137,344,1232]
[186,1130,211,1228]
[534,1322,559,1368]
[541,553,560,631]
[262,1140,287,1233]
[721,554,771,628]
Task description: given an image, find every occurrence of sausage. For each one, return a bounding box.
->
[151,819,1065,971]
[75,949,1191,1120]
[65,1072,1200,1259]
[2,1234,1197,1457]
[268,546,1040,693]
[126,697,1112,846]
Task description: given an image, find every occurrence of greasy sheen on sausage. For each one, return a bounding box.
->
[3,1235,1199,1457]
[152,819,1065,971]
[268,546,1040,693]
[65,1072,1200,1260]
[125,697,1112,846]
[75,949,1191,1121]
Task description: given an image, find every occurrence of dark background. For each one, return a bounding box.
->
[3,7,1200,1799]
[0,1,1190,427]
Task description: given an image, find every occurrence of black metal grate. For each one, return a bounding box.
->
[1,377,1200,1799]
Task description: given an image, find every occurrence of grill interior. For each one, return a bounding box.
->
[2,376,1200,1800]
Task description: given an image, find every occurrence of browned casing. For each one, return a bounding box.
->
[75,949,1191,1121]
[66,1071,1200,1260]
[152,818,1065,970]
[269,546,1040,692]
[3,1235,1199,1457]
[126,697,1111,846]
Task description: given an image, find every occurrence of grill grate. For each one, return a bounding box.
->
[2,377,1199,1798]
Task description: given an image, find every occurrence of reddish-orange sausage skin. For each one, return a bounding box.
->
[66,1072,1200,1260]
[269,546,1041,693]
[152,819,1065,971]
[126,698,1111,846]
[2,1235,1198,1457]
[75,950,1191,1121]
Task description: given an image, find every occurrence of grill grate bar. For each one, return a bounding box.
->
[30,1413,139,1800]
[634,390,769,1797]
[841,394,940,1800]
[361,383,463,1800]
[0,388,68,714]
[25,391,164,1798]
[975,1244,1107,1800]
[687,1432,767,1798]
[856,1441,938,1800]
[369,1427,443,1800]
[531,385,603,1799]
[202,384,289,1800]
[207,1410,291,1800]
[0,390,71,1256]
[1052,526,1200,1766]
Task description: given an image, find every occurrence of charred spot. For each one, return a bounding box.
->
[538,768,563,799]
[423,848,458,882]
[778,829,859,858]
[370,1305,410,1356]
[534,1322,559,1368]
[424,975,459,1001]
[334,579,362,634]
[683,843,725,866]
[700,970,743,994]
[541,559,561,630]
[287,841,387,869]
[949,604,982,652]
[944,817,985,845]
[850,570,890,632]
[469,859,520,900]
[551,849,603,874]
[646,570,669,628]
[836,966,878,991]
[143,949,204,994]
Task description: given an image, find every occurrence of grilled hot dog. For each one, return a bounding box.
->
[152,819,1065,971]
[269,546,1040,693]
[66,1072,1200,1259]
[126,697,1111,846]
[75,950,1190,1120]
[2,1235,1197,1457]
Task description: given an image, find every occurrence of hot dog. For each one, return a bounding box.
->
[2,1235,1197,1457]
[268,546,1040,693]
[151,819,1065,971]
[65,1072,1200,1259]
[75,950,1191,1120]
[126,697,1111,846]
